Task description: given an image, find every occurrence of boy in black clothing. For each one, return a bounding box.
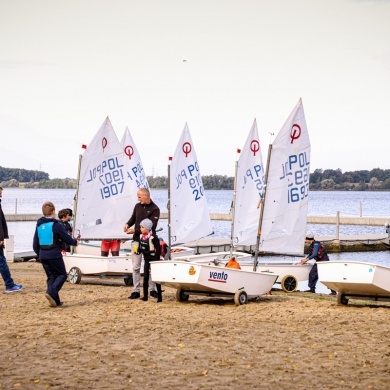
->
[33,202,79,307]
[138,218,162,302]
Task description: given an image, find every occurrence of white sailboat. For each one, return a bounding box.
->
[150,124,278,305]
[185,102,314,293]
[318,261,390,305]
[239,99,314,292]
[64,117,134,283]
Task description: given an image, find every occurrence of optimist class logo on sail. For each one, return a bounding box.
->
[279,123,310,203]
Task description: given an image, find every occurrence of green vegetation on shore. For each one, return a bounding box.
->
[1,166,390,190]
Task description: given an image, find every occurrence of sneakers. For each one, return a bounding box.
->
[5,284,23,293]
[128,291,140,299]
[149,290,158,298]
[45,293,57,307]
[329,291,337,296]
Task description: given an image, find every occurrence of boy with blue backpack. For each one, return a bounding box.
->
[33,201,79,307]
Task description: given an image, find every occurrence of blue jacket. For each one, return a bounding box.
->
[33,216,78,260]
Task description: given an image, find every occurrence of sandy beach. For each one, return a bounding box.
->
[1,262,389,390]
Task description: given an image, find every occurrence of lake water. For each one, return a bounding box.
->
[2,189,390,266]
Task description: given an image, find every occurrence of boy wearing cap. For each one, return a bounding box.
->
[138,218,162,302]
[124,188,160,299]
[300,233,336,295]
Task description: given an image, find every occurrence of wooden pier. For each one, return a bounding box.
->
[5,212,390,226]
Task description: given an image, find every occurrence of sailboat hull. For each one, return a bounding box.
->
[182,255,313,292]
[318,261,390,304]
[150,260,278,301]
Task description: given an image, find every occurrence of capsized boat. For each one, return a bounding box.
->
[318,260,390,305]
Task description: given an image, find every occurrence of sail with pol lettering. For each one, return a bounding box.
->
[259,98,311,255]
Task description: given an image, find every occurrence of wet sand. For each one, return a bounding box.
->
[1,261,389,389]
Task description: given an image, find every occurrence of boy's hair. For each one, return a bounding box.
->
[58,209,70,219]
[42,201,55,217]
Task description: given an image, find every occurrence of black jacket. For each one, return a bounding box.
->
[125,200,160,242]
[0,199,8,241]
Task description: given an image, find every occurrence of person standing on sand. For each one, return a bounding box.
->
[0,187,23,293]
[300,232,336,295]
[33,201,79,307]
[124,187,160,300]
[138,218,162,302]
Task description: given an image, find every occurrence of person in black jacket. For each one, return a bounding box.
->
[33,201,79,307]
[0,187,23,293]
[124,188,160,299]
[138,218,162,302]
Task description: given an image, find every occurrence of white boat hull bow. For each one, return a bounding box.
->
[318,261,390,305]
[150,260,278,305]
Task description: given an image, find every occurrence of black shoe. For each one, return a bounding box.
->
[329,291,337,296]
[157,295,162,303]
[140,296,148,301]
[150,291,158,298]
[304,289,316,293]
[128,291,140,299]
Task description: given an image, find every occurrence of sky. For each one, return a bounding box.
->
[1,0,389,179]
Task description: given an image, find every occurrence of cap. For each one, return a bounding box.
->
[140,218,153,231]
[305,232,314,240]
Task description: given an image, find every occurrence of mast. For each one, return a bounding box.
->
[253,143,272,271]
[167,157,172,260]
[229,150,240,257]
[71,152,83,254]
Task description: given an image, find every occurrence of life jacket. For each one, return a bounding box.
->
[139,232,155,256]
[225,258,241,269]
[311,241,329,261]
[37,220,61,250]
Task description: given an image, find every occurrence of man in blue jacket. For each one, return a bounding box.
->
[33,201,79,307]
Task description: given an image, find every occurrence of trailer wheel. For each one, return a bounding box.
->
[234,290,248,306]
[176,288,189,302]
[337,293,349,306]
[124,275,133,286]
[68,267,82,284]
[281,275,298,293]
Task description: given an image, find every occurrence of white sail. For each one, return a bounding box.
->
[76,117,131,240]
[232,119,266,246]
[120,127,149,212]
[260,98,310,255]
[170,123,213,244]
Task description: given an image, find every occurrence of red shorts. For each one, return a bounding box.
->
[101,240,121,252]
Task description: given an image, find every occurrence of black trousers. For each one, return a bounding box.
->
[41,257,67,305]
[143,258,162,297]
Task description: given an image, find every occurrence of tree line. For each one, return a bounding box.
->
[1,166,390,191]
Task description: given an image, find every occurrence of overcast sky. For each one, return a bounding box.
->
[1,0,389,179]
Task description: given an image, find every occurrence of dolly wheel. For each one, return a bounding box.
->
[337,293,349,306]
[68,267,82,284]
[234,290,248,306]
[124,275,134,286]
[281,275,298,293]
[176,288,189,302]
